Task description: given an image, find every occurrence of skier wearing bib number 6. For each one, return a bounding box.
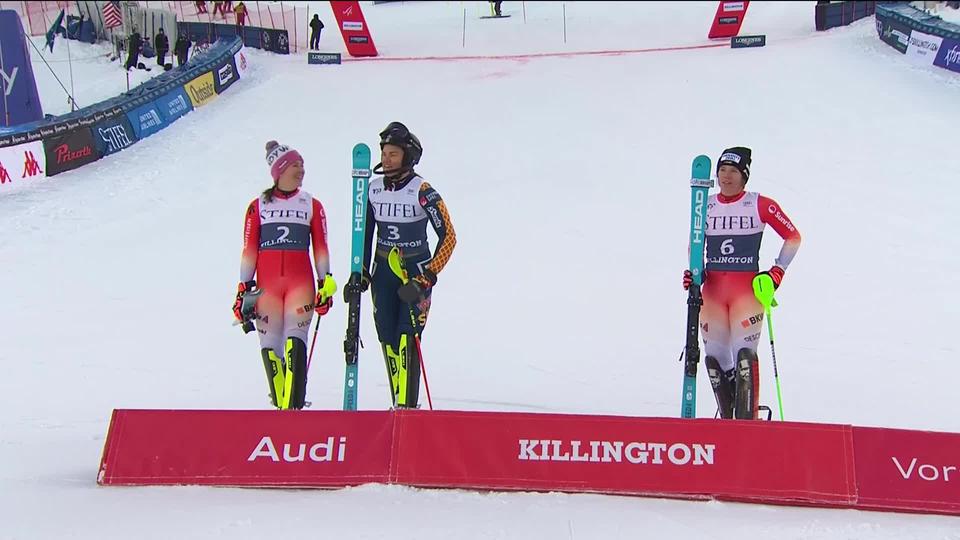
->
[682,147,801,420]
[342,122,457,409]
[233,141,337,410]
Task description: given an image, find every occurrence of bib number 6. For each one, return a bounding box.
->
[720,238,735,255]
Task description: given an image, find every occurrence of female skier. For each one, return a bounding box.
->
[233,141,337,410]
[683,147,801,419]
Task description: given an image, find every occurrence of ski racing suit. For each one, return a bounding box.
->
[363,173,456,407]
[240,188,330,407]
[701,190,801,417]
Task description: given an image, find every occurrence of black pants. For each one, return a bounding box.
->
[370,249,432,408]
[177,52,188,66]
[310,30,321,50]
[370,249,432,347]
[125,52,139,70]
[157,49,166,65]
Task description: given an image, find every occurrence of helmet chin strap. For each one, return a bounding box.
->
[373,162,413,181]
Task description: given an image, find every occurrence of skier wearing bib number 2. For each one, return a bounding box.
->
[682,147,801,420]
[233,141,337,410]
[343,122,457,409]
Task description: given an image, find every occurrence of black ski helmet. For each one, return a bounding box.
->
[379,121,423,167]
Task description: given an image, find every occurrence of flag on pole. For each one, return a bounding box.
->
[103,1,123,30]
[45,9,66,52]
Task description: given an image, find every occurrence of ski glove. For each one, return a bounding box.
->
[315,273,337,315]
[398,270,436,304]
[233,280,258,321]
[756,265,785,290]
[342,269,372,302]
[682,270,707,290]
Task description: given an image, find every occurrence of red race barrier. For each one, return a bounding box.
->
[330,1,378,57]
[393,410,857,506]
[96,408,960,516]
[97,410,394,486]
[708,1,750,39]
[853,426,960,515]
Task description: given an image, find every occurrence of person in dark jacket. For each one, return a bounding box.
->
[174,34,191,67]
[155,28,169,66]
[125,27,143,70]
[309,15,324,50]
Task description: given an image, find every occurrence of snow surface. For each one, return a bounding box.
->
[2,2,959,538]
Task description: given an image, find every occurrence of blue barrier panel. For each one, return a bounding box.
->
[126,101,168,140]
[156,86,194,123]
[92,109,138,157]
[934,36,960,72]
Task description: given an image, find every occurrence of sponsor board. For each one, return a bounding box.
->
[0,140,46,187]
[156,86,194,123]
[933,36,960,73]
[308,52,342,65]
[126,101,168,139]
[731,34,766,48]
[43,126,101,176]
[213,56,239,94]
[184,71,218,108]
[93,114,138,157]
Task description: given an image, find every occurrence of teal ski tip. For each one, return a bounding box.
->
[691,155,714,187]
[352,143,372,178]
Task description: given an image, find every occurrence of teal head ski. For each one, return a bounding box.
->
[681,155,713,419]
[343,143,371,410]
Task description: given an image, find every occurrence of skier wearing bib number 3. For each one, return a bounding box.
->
[343,122,457,409]
[682,147,801,420]
[233,141,337,410]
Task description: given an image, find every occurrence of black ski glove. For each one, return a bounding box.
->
[342,269,371,302]
[398,270,436,303]
[233,280,258,321]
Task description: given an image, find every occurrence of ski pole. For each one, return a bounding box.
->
[752,274,784,421]
[388,247,434,410]
[413,334,433,411]
[306,316,321,375]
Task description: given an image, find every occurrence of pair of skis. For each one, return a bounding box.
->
[342,144,372,411]
[680,155,713,419]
